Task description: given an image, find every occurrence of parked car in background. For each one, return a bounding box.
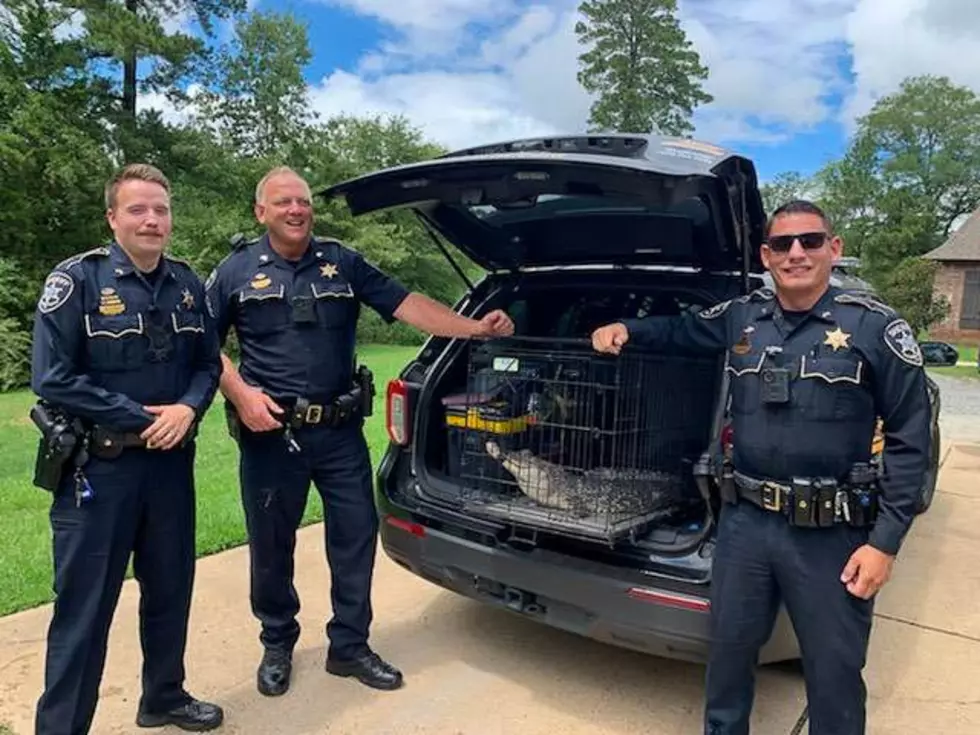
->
[919,341,960,367]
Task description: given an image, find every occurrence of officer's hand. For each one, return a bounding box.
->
[236,385,285,432]
[474,309,515,338]
[141,404,196,450]
[591,323,629,355]
[840,544,895,600]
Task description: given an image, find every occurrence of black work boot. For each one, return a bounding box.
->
[136,697,224,731]
[257,648,293,696]
[325,648,403,691]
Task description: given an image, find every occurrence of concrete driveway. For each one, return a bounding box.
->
[1,444,978,735]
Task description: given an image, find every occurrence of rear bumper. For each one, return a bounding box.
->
[379,514,799,665]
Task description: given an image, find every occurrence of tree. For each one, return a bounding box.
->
[877,258,950,336]
[196,10,315,158]
[0,5,496,386]
[59,0,246,156]
[816,75,980,280]
[760,171,815,215]
[0,1,116,277]
[574,0,712,135]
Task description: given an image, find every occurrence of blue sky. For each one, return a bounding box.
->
[149,0,980,183]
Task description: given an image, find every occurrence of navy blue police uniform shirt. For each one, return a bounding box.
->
[31,243,223,433]
[205,234,411,402]
[620,285,932,556]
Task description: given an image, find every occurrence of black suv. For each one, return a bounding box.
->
[318,134,937,665]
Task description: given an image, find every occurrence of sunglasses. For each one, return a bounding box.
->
[765,231,828,253]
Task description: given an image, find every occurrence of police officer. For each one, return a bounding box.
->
[205,166,514,698]
[30,164,224,733]
[591,200,932,734]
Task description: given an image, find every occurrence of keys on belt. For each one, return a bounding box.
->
[281,396,361,454]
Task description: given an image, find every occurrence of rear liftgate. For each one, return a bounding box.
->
[440,336,718,546]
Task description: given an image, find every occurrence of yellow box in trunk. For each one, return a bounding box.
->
[444,404,530,434]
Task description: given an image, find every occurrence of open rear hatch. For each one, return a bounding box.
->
[317,135,766,276]
[319,135,766,548]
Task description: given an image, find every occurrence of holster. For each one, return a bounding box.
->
[355,365,375,418]
[29,401,84,492]
[719,460,737,504]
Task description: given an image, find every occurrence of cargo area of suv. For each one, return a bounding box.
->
[410,272,732,553]
[316,135,803,663]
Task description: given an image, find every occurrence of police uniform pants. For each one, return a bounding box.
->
[35,446,198,735]
[704,500,875,735]
[238,419,377,660]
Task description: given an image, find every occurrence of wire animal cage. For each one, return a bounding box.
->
[441,336,719,545]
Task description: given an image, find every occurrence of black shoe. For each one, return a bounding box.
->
[136,698,224,731]
[257,648,293,697]
[325,649,404,691]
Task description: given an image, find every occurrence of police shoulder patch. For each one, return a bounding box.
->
[38,271,76,314]
[883,318,923,367]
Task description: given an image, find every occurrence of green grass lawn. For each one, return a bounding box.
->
[929,365,980,380]
[0,344,419,617]
[954,343,978,363]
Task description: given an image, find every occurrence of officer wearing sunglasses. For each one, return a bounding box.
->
[591,199,932,735]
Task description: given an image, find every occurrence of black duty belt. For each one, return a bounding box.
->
[273,395,363,456]
[283,396,361,429]
[88,426,147,459]
[733,471,878,528]
[88,423,199,459]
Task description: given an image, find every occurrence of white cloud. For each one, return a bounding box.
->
[309,69,553,150]
[680,0,858,143]
[308,2,588,149]
[53,9,85,41]
[841,0,980,129]
[145,0,980,160]
[319,0,524,63]
[306,0,860,149]
[139,85,205,126]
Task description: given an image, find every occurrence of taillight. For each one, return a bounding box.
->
[385,515,426,537]
[721,424,733,448]
[386,379,410,445]
[627,587,710,612]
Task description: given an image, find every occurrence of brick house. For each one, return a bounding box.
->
[923,206,980,342]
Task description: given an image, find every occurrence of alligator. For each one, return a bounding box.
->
[483,440,672,518]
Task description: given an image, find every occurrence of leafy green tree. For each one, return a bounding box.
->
[760,171,814,215]
[574,0,712,135]
[816,75,980,278]
[76,0,246,111]
[0,1,116,292]
[877,258,950,335]
[196,10,315,157]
